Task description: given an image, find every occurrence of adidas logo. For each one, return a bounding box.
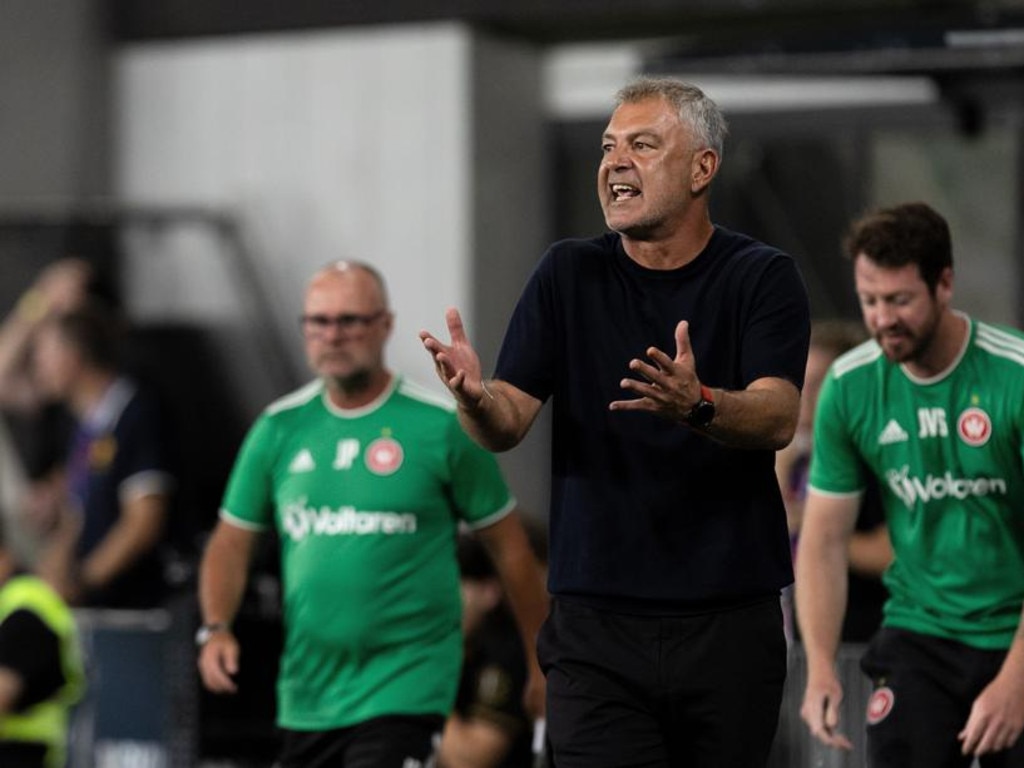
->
[288,449,316,473]
[878,419,909,445]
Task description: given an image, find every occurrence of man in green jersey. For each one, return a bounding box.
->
[197,262,548,768]
[796,202,1024,767]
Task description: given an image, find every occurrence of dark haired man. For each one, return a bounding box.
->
[33,303,173,608]
[797,202,1024,766]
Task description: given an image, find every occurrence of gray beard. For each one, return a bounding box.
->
[332,369,371,395]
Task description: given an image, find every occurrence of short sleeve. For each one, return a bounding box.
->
[115,390,175,500]
[808,368,866,496]
[494,251,557,402]
[219,415,277,529]
[741,255,811,390]
[446,417,514,528]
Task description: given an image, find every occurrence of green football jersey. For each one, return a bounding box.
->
[220,375,515,729]
[809,317,1024,649]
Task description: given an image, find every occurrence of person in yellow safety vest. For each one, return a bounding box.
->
[0,524,85,768]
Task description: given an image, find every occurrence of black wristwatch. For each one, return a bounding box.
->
[686,384,716,428]
[195,623,230,648]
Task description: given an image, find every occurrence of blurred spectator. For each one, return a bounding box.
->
[0,260,92,561]
[31,302,175,609]
[776,319,893,643]
[440,530,547,768]
[0,259,93,415]
[0,521,85,768]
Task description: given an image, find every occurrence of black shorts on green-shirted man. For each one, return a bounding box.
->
[275,714,444,768]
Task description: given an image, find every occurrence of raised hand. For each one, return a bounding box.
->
[420,308,487,410]
[609,319,701,421]
[34,258,93,315]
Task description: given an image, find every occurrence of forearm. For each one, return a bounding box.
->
[199,525,256,626]
[457,380,539,453]
[199,566,248,628]
[0,667,24,715]
[848,525,893,578]
[0,308,42,409]
[796,531,850,675]
[438,716,511,768]
[477,514,549,687]
[995,608,1024,686]
[494,554,548,668]
[0,314,33,381]
[79,496,166,592]
[699,379,799,451]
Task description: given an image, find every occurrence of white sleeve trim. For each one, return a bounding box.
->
[806,485,864,500]
[465,497,518,531]
[219,508,270,532]
[118,470,175,504]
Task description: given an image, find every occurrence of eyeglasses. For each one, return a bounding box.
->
[300,311,387,337]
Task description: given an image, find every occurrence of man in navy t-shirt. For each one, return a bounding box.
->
[422,76,810,767]
[33,303,173,609]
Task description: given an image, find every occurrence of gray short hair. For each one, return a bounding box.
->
[615,77,728,157]
[313,260,390,308]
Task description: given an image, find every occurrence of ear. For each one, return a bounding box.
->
[691,149,719,195]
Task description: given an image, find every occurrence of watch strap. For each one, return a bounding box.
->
[195,622,230,647]
[686,384,716,428]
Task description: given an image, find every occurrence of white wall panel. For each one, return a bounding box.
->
[0,0,109,201]
[114,24,472,399]
[114,24,553,516]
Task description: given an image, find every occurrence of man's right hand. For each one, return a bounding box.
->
[419,307,487,411]
[34,258,92,315]
[198,631,241,694]
[801,669,853,750]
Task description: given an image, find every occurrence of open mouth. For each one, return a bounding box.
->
[611,183,640,202]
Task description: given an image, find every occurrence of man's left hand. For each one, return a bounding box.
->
[959,671,1024,756]
[609,320,700,422]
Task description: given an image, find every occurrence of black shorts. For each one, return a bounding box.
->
[861,627,1024,768]
[537,596,787,768]
[276,714,444,768]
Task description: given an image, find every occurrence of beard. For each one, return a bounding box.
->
[313,350,374,395]
[329,368,372,395]
[877,314,941,365]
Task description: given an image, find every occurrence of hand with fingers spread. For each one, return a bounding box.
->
[609,320,702,422]
[420,307,488,411]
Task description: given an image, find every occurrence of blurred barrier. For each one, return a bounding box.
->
[70,599,197,768]
[769,642,872,768]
